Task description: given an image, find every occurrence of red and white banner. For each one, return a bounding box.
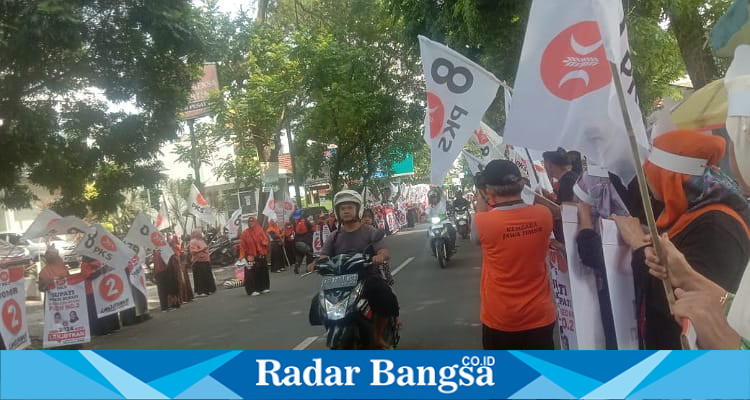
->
[127,256,149,301]
[125,212,173,264]
[321,224,331,245]
[23,211,90,239]
[263,192,295,224]
[44,276,90,348]
[504,0,648,183]
[0,267,30,350]
[419,35,501,185]
[225,208,243,239]
[462,150,485,176]
[561,204,606,350]
[469,122,504,163]
[22,210,62,240]
[546,248,577,350]
[75,224,136,271]
[92,267,133,318]
[189,184,216,224]
[312,231,323,256]
[600,218,639,350]
[504,145,554,193]
[385,209,399,235]
[156,202,171,231]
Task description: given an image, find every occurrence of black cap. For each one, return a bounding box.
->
[483,160,522,186]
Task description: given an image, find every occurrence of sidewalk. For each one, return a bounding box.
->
[24,265,236,349]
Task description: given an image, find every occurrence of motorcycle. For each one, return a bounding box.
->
[454,206,470,239]
[305,230,399,350]
[209,236,239,266]
[429,216,453,268]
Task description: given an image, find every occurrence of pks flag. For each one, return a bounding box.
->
[503,0,648,183]
[22,210,62,239]
[188,184,216,224]
[124,212,174,264]
[470,122,504,163]
[74,224,136,271]
[262,191,277,221]
[225,208,243,239]
[462,150,485,176]
[156,201,171,231]
[419,35,501,185]
[0,267,30,350]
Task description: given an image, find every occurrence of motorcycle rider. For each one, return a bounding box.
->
[309,190,400,349]
[426,187,456,255]
[452,189,471,226]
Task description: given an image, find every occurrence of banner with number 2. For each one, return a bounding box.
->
[92,267,134,318]
[0,267,30,350]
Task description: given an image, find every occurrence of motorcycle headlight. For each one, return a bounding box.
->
[324,298,349,320]
[431,217,441,224]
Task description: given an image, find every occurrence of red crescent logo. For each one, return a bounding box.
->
[427,92,445,139]
[101,236,117,252]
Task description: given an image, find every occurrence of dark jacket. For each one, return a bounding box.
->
[632,210,750,349]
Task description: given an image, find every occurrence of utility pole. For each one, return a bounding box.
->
[188,119,202,189]
[286,119,303,207]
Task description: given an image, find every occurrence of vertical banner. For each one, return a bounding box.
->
[321,224,331,245]
[274,194,295,225]
[127,257,149,300]
[75,224,136,271]
[92,267,133,318]
[600,218,639,350]
[225,208,243,239]
[419,35,501,185]
[385,209,399,235]
[43,277,90,348]
[561,204,606,350]
[125,212,174,264]
[156,201,171,231]
[0,267,30,350]
[262,191,277,221]
[312,231,323,256]
[504,0,648,183]
[547,248,578,350]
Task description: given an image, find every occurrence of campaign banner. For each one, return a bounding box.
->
[546,248,578,350]
[43,277,90,348]
[75,223,136,271]
[3,351,749,399]
[600,218,639,350]
[22,209,62,239]
[561,204,606,350]
[469,122,504,163]
[321,224,331,245]
[156,201,171,231]
[225,208,243,239]
[92,267,134,318]
[419,35,500,185]
[189,183,217,224]
[125,212,174,264]
[0,267,30,350]
[127,256,149,300]
[385,209,399,235]
[312,231,323,256]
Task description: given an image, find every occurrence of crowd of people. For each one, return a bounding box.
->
[471,128,750,351]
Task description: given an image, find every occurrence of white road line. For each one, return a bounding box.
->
[293,336,318,350]
[291,256,416,349]
[392,256,415,276]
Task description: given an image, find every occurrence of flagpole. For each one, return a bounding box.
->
[609,62,684,315]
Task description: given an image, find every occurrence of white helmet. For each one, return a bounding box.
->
[333,190,364,221]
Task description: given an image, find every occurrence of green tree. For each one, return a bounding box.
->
[0,1,206,214]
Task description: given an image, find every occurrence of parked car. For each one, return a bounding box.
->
[0,239,31,269]
[0,232,45,259]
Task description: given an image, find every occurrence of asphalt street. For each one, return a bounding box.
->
[80,224,484,350]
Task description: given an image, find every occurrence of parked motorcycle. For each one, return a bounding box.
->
[429,216,453,268]
[454,205,470,239]
[209,237,238,266]
[305,230,399,350]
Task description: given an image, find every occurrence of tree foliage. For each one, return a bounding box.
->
[0,0,206,215]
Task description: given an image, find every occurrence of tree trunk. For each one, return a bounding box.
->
[257,0,269,23]
[667,7,718,90]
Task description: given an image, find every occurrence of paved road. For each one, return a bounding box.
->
[78,224,484,350]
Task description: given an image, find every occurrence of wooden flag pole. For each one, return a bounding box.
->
[608,62,676,308]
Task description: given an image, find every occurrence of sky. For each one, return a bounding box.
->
[213,0,254,15]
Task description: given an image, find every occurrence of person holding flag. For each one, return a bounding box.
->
[239,216,270,296]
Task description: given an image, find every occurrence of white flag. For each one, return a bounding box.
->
[419,35,501,185]
[22,210,62,239]
[469,122,504,163]
[504,0,648,183]
[503,86,512,120]
[262,191,277,221]
[188,184,216,224]
[156,201,171,231]
[225,208,243,239]
[124,212,174,264]
[462,150,485,176]
[74,224,135,271]
[91,267,134,318]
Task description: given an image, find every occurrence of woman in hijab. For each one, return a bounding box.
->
[153,249,181,310]
[282,222,295,269]
[170,234,193,303]
[613,129,750,349]
[572,166,630,349]
[240,216,270,295]
[189,229,215,297]
[266,219,285,273]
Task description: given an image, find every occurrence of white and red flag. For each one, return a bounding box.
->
[419,35,501,185]
[188,184,216,224]
[469,122,504,163]
[503,0,648,183]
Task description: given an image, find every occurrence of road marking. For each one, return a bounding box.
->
[392,256,415,276]
[291,257,415,349]
[293,336,318,350]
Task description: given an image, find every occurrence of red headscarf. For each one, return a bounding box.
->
[644,129,749,237]
[240,216,268,258]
